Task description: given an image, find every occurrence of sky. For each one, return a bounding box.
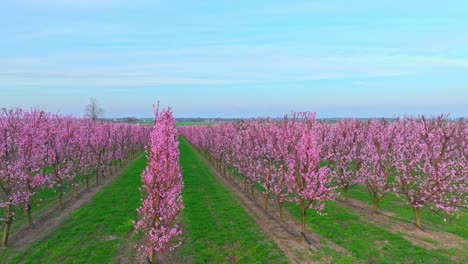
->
[0,0,467,118]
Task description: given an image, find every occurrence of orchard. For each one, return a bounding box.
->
[1,107,467,263]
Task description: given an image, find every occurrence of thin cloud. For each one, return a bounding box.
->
[17,29,74,40]
[5,0,129,8]
[2,52,468,88]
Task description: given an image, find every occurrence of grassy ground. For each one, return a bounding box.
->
[2,140,288,264]
[176,121,214,126]
[222,163,465,263]
[2,155,147,264]
[4,137,464,263]
[0,172,94,237]
[347,185,468,239]
[177,137,287,263]
[287,201,459,264]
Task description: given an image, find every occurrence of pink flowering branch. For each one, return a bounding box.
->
[134,107,184,263]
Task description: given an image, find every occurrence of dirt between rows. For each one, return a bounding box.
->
[201,156,352,264]
[7,157,138,253]
[336,198,467,251]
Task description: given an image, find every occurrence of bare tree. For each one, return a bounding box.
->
[85,97,104,121]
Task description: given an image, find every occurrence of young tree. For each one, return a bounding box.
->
[393,116,467,229]
[134,107,183,263]
[326,119,366,201]
[285,113,335,235]
[17,110,48,227]
[0,109,29,247]
[360,120,396,214]
[44,116,77,210]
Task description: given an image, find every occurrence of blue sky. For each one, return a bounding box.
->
[0,0,467,118]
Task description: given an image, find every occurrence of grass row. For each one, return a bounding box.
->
[2,155,147,264]
[0,159,130,237]
[2,139,289,264]
[287,201,459,264]
[346,185,467,239]
[176,121,215,126]
[209,157,466,263]
[0,172,88,237]
[177,137,287,263]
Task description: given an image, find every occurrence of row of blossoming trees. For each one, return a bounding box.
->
[134,107,183,264]
[0,108,151,247]
[179,113,467,235]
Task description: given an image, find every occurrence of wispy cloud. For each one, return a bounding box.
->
[1,0,467,117]
[17,28,74,40]
[5,0,129,8]
[2,50,468,88]
[261,1,340,15]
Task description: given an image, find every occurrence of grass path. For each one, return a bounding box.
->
[3,139,288,264]
[177,137,288,263]
[3,155,147,264]
[287,201,461,264]
[346,186,468,238]
[216,156,465,263]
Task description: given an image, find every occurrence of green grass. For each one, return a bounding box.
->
[218,162,466,263]
[178,137,288,263]
[4,138,464,263]
[0,170,100,239]
[2,155,147,264]
[2,140,287,264]
[176,121,214,126]
[347,185,468,239]
[286,200,466,263]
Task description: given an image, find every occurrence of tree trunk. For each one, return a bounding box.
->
[26,204,33,228]
[413,207,422,229]
[96,172,99,185]
[279,203,284,223]
[300,206,307,235]
[344,189,349,202]
[86,175,90,192]
[2,204,12,247]
[263,194,269,210]
[149,249,155,264]
[25,178,33,228]
[74,185,79,199]
[372,199,379,215]
[58,185,63,210]
[250,185,255,197]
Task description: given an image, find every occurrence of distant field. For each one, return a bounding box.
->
[176,121,214,126]
[135,121,214,126]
